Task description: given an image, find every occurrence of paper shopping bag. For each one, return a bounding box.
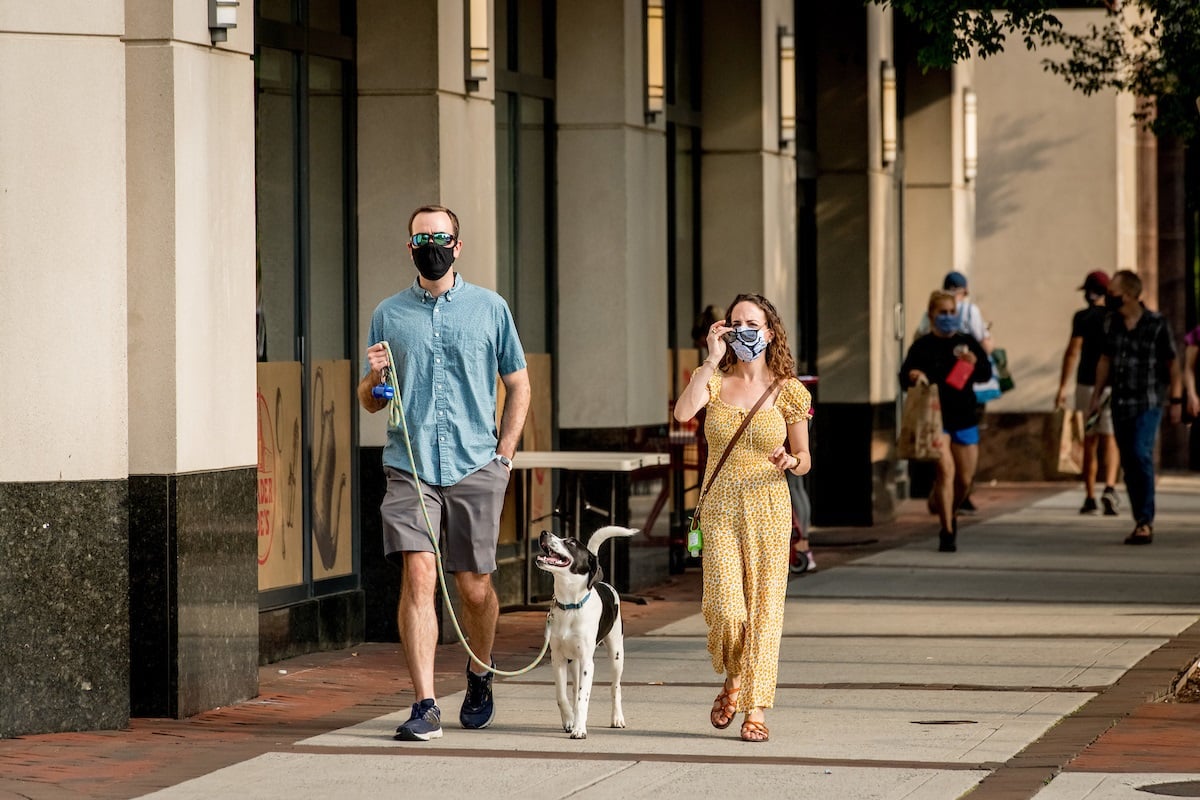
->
[1045,407,1084,476]
[897,382,945,462]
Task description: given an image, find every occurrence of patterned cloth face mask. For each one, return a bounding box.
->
[724,326,768,362]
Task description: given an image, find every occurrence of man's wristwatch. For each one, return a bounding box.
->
[1170,397,1183,405]
[496,454,513,468]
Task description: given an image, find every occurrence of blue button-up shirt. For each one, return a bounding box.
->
[366,274,527,486]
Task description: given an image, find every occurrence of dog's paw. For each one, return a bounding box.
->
[569,728,588,740]
[611,714,626,729]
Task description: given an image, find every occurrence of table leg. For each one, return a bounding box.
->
[609,475,618,585]
[522,468,532,606]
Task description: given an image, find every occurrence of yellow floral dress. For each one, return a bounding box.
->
[697,371,812,711]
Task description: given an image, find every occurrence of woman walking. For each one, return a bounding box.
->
[673,293,812,743]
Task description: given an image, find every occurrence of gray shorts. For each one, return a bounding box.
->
[381,460,510,573]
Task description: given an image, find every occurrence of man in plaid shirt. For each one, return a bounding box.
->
[1089,270,1183,545]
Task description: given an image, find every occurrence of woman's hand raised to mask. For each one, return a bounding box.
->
[706,320,730,363]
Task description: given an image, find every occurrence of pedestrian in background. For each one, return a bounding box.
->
[1182,324,1200,469]
[915,271,993,514]
[673,293,812,744]
[359,204,530,741]
[1055,270,1121,515]
[901,291,993,553]
[916,271,993,354]
[1089,269,1182,545]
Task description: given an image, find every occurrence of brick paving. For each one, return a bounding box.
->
[1,482,1196,800]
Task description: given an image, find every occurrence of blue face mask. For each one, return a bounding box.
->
[726,327,768,362]
[933,313,960,335]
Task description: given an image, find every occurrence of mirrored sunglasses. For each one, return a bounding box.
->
[410,232,456,248]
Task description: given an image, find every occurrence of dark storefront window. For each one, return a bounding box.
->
[665,0,702,359]
[255,1,357,608]
[495,0,556,356]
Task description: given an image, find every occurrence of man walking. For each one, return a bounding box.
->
[1055,270,1121,515]
[359,204,530,740]
[1089,270,1182,545]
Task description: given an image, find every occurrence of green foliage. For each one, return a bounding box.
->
[1041,1,1200,138]
[871,0,1200,139]
[875,0,1062,69]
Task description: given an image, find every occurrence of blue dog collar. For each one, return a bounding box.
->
[554,591,591,611]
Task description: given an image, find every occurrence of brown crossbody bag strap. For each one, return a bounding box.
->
[694,378,780,518]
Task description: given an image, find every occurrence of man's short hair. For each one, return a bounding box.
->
[408,204,460,239]
[943,271,968,290]
[1112,268,1142,298]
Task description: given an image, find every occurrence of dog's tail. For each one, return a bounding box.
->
[586,525,637,557]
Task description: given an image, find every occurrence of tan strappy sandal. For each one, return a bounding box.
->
[740,717,769,742]
[710,681,739,730]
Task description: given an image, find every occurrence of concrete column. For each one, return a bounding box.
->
[810,3,901,525]
[699,0,797,331]
[1157,135,1189,467]
[901,60,976,339]
[357,0,499,445]
[969,8,1140,480]
[356,0,500,641]
[556,0,667,429]
[0,2,131,737]
[124,0,259,718]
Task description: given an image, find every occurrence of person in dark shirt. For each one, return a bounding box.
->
[1090,269,1182,545]
[901,291,992,552]
[1055,270,1121,515]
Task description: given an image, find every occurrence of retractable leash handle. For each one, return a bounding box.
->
[371,365,395,400]
[378,341,551,677]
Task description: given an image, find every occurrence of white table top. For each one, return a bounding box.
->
[512,451,670,472]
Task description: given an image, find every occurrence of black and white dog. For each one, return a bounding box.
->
[535,525,636,739]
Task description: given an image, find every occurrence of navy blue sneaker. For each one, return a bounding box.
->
[460,662,495,729]
[394,698,442,741]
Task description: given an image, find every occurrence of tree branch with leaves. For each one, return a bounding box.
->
[871,0,1200,139]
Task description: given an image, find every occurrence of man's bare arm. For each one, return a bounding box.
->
[497,368,531,459]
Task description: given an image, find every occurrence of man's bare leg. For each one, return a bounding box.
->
[454,571,498,671]
[399,552,440,701]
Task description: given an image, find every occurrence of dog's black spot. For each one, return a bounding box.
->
[595,582,619,645]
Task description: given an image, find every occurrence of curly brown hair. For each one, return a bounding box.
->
[719,293,796,381]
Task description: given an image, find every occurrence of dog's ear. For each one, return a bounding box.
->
[587,552,602,589]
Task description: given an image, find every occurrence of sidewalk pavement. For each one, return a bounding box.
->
[2,477,1199,800]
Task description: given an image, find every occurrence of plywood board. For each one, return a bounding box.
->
[311,360,354,580]
[256,361,304,591]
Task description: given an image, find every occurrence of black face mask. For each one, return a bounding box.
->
[1104,293,1123,311]
[412,243,455,281]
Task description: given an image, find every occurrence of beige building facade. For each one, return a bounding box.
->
[2,1,1189,737]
